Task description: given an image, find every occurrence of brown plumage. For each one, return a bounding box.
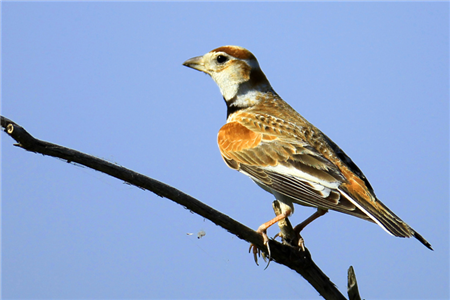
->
[183,45,432,250]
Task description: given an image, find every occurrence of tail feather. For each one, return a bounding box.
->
[339,188,432,250]
[375,199,433,250]
[371,201,433,250]
[412,230,433,250]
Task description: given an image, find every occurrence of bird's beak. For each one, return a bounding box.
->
[183,55,208,74]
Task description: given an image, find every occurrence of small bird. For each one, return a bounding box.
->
[183,45,432,255]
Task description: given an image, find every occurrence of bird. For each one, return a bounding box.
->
[182,45,432,257]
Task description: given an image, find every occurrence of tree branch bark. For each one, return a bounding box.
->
[2,115,361,300]
[347,266,362,300]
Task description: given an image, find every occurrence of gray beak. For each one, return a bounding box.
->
[183,55,208,73]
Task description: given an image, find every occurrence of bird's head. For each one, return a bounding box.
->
[183,46,273,105]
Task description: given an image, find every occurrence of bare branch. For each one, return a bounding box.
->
[2,115,352,300]
[347,266,362,300]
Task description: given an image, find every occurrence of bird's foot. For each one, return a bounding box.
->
[274,231,305,251]
[249,228,272,268]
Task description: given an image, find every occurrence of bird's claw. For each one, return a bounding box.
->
[249,230,272,268]
[274,230,306,253]
[249,243,265,265]
[273,232,282,241]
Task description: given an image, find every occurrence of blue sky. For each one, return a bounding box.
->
[2,2,449,299]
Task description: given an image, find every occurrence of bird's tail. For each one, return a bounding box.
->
[339,185,433,250]
[411,230,433,250]
[374,199,433,250]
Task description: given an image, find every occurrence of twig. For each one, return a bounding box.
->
[347,266,362,300]
[2,115,350,300]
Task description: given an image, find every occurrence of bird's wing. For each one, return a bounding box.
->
[218,111,426,242]
[217,114,372,221]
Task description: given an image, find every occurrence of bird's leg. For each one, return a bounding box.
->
[273,200,300,247]
[256,212,289,244]
[249,208,292,265]
[294,208,328,233]
[293,208,328,249]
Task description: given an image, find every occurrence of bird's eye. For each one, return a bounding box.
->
[216,55,228,64]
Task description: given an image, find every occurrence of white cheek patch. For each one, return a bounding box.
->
[212,71,239,100]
